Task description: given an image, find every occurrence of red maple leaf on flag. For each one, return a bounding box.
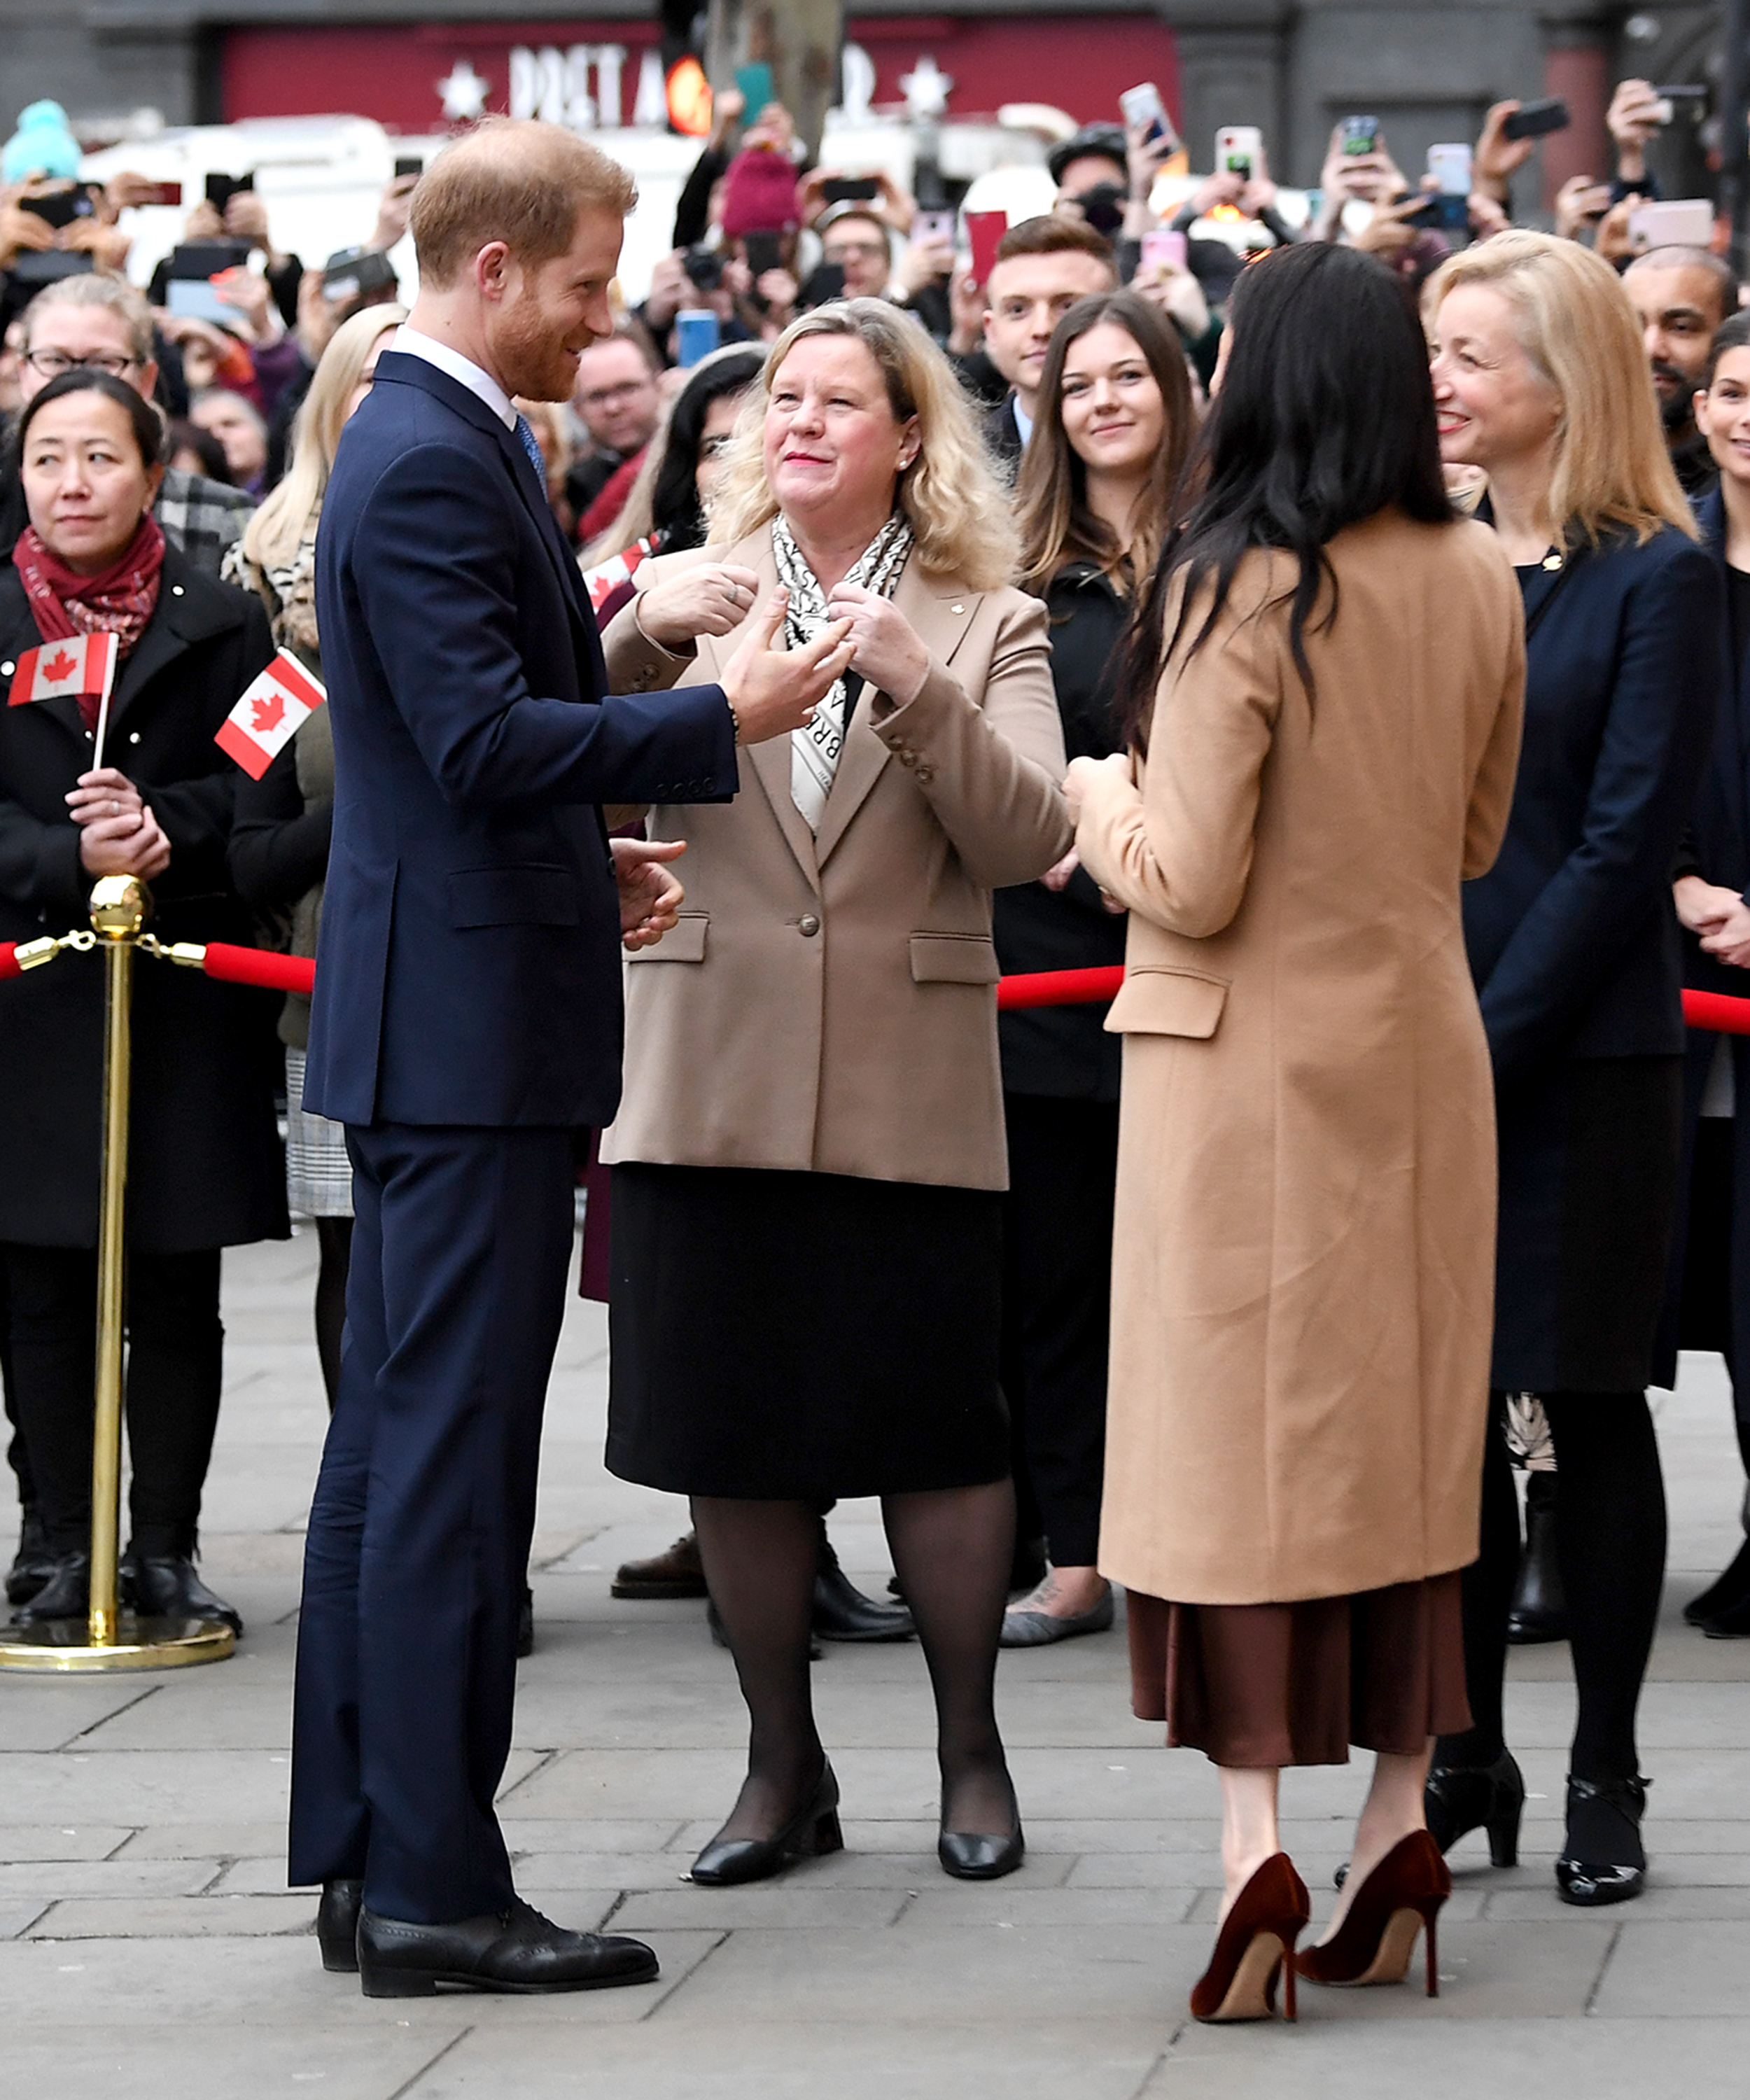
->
[250,693,286,734]
[41,648,76,684]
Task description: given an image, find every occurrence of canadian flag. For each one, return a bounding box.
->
[581,541,650,616]
[214,652,326,780]
[8,633,118,712]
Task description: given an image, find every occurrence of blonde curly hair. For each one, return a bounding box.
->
[705,298,1019,592]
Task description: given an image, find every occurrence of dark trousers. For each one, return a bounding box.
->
[1,1243,223,1557]
[288,1121,573,1923]
[1000,1094,1118,1568]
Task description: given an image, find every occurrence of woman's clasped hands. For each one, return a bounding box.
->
[66,763,170,879]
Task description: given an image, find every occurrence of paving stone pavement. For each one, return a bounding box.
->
[2,1232,1749,2097]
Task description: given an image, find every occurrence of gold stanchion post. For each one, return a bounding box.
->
[0,877,234,1672]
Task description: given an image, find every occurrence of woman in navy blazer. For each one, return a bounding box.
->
[1658,313,1750,1637]
[1426,234,1719,1906]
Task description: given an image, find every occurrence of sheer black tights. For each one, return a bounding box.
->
[1439,1390,1667,1783]
[314,1218,352,1415]
[692,1479,1018,1842]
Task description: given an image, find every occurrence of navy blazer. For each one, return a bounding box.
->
[304,350,738,1128]
[1462,522,1721,1082]
[1681,486,1750,988]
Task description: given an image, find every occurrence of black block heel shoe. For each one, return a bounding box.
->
[939,1821,1025,1880]
[316,1879,363,1972]
[1424,1749,1525,1866]
[690,1763,843,1886]
[1556,1774,1648,1906]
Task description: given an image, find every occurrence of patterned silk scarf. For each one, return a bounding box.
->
[772,510,913,832]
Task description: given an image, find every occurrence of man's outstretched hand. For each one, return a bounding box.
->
[612,836,687,951]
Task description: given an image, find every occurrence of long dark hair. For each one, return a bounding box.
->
[1014,290,1194,598]
[14,367,165,475]
[1116,242,1452,752]
[651,344,767,550]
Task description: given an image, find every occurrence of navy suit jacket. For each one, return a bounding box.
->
[304,350,737,1128]
[1681,487,1750,988]
[1462,521,1720,1083]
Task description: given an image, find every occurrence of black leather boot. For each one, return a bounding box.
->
[813,1531,913,1642]
[1506,1471,1568,1644]
[122,1550,244,1636]
[6,1504,55,1606]
[10,1550,89,1625]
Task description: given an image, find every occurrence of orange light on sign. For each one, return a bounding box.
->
[666,56,713,136]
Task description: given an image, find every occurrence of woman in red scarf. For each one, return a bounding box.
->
[0,370,283,1634]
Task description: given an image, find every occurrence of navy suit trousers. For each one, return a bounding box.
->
[288,1121,574,1921]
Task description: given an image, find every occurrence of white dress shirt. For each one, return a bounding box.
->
[391,325,517,432]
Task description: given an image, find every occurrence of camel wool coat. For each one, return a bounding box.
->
[599,529,1072,1189]
[1074,511,1525,1605]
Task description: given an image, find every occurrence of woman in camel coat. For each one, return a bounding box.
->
[1068,246,1524,2020]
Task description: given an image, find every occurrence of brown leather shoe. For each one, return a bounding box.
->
[611,1532,708,1600]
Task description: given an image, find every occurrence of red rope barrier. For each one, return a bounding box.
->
[200,944,316,995]
[1683,988,1750,1037]
[995,963,1124,1012]
[0,944,20,983]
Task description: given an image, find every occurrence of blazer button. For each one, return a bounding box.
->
[798,914,820,937]
[128,732,141,745]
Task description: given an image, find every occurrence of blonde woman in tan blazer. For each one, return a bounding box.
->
[599,300,1070,1890]
[1068,246,1525,2023]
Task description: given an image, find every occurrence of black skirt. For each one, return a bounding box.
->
[1492,1054,1684,1393]
[606,1163,1009,1498]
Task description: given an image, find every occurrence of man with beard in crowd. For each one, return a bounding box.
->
[1624,245,1740,497]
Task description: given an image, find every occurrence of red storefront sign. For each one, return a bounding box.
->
[221,19,1182,134]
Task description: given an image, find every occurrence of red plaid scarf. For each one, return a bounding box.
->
[12,514,165,728]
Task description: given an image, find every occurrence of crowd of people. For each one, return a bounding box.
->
[0,77,1745,2015]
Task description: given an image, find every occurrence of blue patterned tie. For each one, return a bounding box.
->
[514,412,546,480]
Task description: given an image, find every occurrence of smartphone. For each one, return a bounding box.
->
[735,60,775,113]
[393,155,424,181]
[166,278,239,326]
[913,208,955,248]
[135,180,183,208]
[676,308,721,368]
[743,229,785,276]
[822,176,880,205]
[19,185,96,230]
[1653,85,1707,124]
[1338,114,1380,158]
[1428,143,1473,196]
[1629,197,1714,248]
[167,239,252,279]
[1140,227,1188,272]
[1119,82,1172,146]
[1501,97,1570,141]
[683,245,724,291]
[1404,192,1470,234]
[204,170,255,213]
[966,209,1007,287]
[1215,125,1263,180]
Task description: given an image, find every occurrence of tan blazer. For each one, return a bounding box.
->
[600,528,1072,1189]
[1075,512,1525,1604]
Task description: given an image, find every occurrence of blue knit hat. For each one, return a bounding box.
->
[2,102,83,186]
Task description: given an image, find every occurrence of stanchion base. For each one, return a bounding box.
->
[0,1614,235,1672]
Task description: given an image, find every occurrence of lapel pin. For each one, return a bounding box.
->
[1541,552,1563,571]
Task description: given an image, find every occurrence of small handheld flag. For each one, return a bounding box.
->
[8,634,119,713]
[581,542,650,616]
[214,652,326,780]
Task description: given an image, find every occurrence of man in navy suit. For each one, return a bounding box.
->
[288,120,852,1998]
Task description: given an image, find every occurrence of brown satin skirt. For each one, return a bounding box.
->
[1127,1572,1471,1769]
